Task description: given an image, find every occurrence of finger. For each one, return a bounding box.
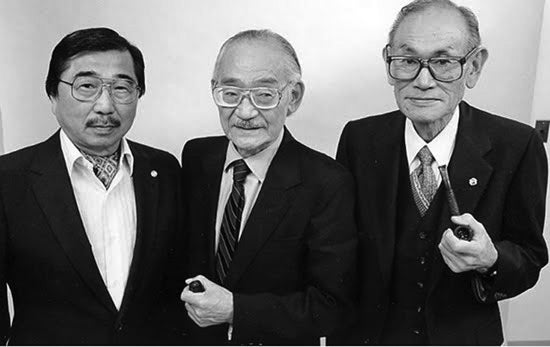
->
[450,213,475,226]
[180,287,202,304]
[184,274,204,285]
[440,243,478,272]
[184,302,197,315]
[440,248,461,273]
[439,229,463,253]
[441,229,474,255]
[451,213,484,232]
[186,308,202,327]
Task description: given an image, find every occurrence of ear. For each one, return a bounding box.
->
[382,46,396,86]
[465,47,488,89]
[287,81,305,116]
[49,95,58,116]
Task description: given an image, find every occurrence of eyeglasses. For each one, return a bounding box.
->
[212,83,292,110]
[385,45,480,82]
[58,76,140,104]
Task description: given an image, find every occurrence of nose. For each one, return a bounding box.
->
[235,94,259,120]
[93,85,115,114]
[414,66,437,89]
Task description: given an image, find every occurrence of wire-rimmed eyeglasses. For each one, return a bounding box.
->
[58,76,140,104]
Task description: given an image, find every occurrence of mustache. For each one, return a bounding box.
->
[234,120,263,129]
[86,118,121,127]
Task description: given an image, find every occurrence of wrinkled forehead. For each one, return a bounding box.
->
[392,6,470,55]
[215,40,292,86]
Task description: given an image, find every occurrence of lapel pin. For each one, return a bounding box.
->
[469,177,477,186]
[151,170,158,178]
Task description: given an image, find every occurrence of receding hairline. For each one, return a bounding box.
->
[212,31,302,84]
[388,0,481,51]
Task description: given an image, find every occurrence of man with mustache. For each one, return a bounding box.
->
[0,27,183,345]
[179,29,357,345]
[335,0,548,345]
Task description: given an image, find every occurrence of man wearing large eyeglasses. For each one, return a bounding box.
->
[335,0,548,345]
[179,29,357,345]
[0,27,184,345]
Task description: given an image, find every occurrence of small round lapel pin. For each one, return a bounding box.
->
[469,177,477,186]
[151,170,158,178]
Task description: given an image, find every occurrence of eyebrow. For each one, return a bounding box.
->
[72,71,136,81]
[218,77,280,86]
[395,45,459,57]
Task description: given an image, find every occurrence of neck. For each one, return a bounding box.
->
[412,113,453,142]
[79,143,121,157]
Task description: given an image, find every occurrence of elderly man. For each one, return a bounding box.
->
[180,29,357,345]
[336,0,548,345]
[0,28,183,345]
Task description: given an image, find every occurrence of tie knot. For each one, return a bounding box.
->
[417,146,434,166]
[232,159,250,184]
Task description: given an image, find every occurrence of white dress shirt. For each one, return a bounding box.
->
[60,130,137,310]
[405,107,460,187]
[215,130,284,250]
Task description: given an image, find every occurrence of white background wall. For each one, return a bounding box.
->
[0,0,548,342]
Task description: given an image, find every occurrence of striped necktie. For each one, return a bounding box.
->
[216,159,250,284]
[410,146,437,216]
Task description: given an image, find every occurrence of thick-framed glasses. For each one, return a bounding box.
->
[58,76,140,104]
[385,45,480,82]
[212,82,292,110]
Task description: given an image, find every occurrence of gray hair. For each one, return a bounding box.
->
[388,0,481,51]
[211,29,302,85]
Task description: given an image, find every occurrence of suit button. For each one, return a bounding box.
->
[419,232,427,240]
[417,306,422,313]
[413,329,421,335]
[416,281,424,288]
[363,338,370,344]
[117,323,123,331]
[419,256,426,265]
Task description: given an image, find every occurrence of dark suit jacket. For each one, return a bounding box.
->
[336,101,548,345]
[181,129,358,345]
[0,131,184,345]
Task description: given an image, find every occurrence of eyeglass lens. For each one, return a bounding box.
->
[72,76,138,104]
[389,58,463,82]
[214,87,280,109]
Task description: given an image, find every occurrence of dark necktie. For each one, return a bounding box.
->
[216,159,251,284]
[82,151,121,189]
[410,146,437,216]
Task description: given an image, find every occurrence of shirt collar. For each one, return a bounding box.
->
[405,106,460,168]
[59,129,135,176]
[223,129,285,183]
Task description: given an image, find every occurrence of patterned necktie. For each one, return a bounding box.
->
[410,146,437,216]
[82,151,121,189]
[216,159,251,284]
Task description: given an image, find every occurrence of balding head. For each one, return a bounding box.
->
[212,29,302,87]
[388,0,481,51]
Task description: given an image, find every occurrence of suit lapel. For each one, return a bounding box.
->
[226,131,301,288]
[447,102,493,214]
[371,114,405,287]
[428,101,493,293]
[30,132,117,314]
[117,143,159,316]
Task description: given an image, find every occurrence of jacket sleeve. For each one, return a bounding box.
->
[478,129,549,303]
[0,183,11,344]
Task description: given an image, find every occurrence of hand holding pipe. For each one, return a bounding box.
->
[438,165,473,241]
